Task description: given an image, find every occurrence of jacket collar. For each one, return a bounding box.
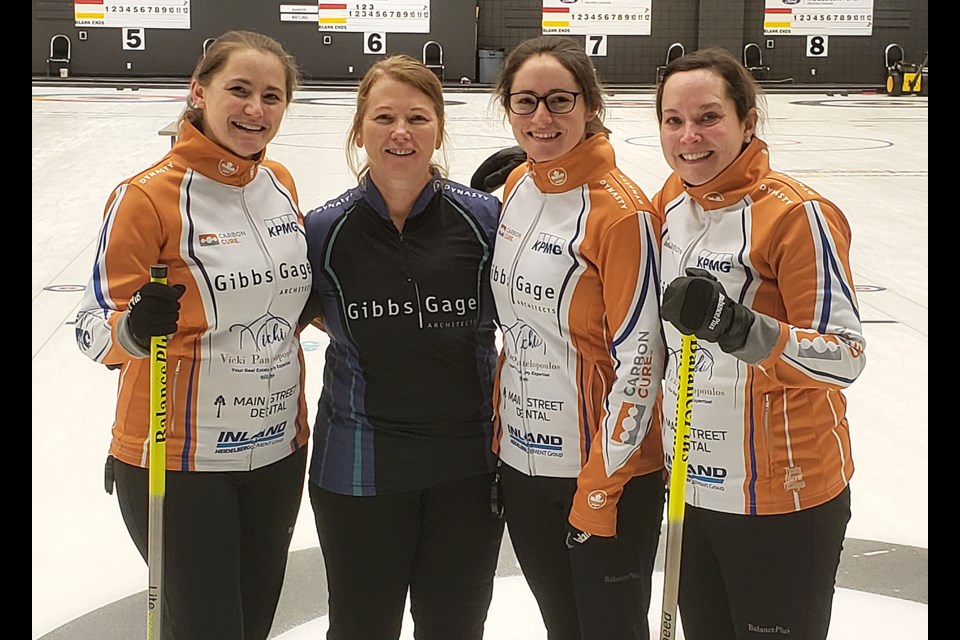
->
[527,133,616,194]
[170,119,263,187]
[681,137,769,210]
[359,172,443,221]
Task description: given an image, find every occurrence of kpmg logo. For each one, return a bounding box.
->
[531,232,564,255]
[695,250,734,274]
[265,213,301,238]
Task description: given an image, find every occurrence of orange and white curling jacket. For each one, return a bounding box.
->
[491,134,665,537]
[654,137,865,516]
[75,119,311,472]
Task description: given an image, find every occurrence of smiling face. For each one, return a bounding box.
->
[507,54,596,163]
[658,68,757,186]
[356,75,441,187]
[190,48,288,159]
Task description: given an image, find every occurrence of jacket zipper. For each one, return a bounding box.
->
[240,189,277,464]
[507,188,546,476]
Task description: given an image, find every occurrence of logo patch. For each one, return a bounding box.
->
[219,160,238,176]
[498,223,522,241]
[695,250,734,274]
[784,466,805,490]
[531,232,565,255]
[265,213,300,238]
[587,490,608,509]
[548,168,567,186]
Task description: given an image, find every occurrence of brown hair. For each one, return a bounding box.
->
[494,36,609,136]
[655,47,766,130]
[181,30,300,126]
[346,54,449,179]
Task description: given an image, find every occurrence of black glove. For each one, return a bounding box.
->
[127,281,186,348]
[565,525,637,610]
[565,526,594,549]
[470,145,526,193]
[661,267,754,353]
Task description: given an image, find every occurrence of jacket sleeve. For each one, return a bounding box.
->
[737,199,866,389]
[569,209,666,537]
[75,183,166,366]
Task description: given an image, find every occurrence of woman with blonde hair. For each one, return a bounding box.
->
[300,55,504,640]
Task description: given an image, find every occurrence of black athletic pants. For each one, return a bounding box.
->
[677,486,852,640]
[112,446,307,640]
[309,472,505,640]
[499,464,666,640]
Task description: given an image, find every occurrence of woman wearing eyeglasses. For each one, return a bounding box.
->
[489,36,666,640]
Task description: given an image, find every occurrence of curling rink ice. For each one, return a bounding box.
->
[33,84,926,639]
[273,575,927,639]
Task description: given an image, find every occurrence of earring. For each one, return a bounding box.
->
[744,135,753,144]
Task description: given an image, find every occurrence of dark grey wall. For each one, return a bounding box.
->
[477,0,926,86]
[33,0,927,86]
[33,0,478,81]
[741,0,928,85]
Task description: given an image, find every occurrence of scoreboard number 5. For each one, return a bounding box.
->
[365,32,386,54]
[123,28,145,51]
[587,35,607,57]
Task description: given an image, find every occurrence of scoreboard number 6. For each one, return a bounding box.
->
[365,32,386,54]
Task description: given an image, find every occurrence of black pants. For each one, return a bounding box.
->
[500,464,666,640]
[310,472,505,640]
[112,446,307,640]
[678,486,852,640]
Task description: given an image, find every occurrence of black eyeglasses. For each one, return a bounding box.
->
[507,90,582,115]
